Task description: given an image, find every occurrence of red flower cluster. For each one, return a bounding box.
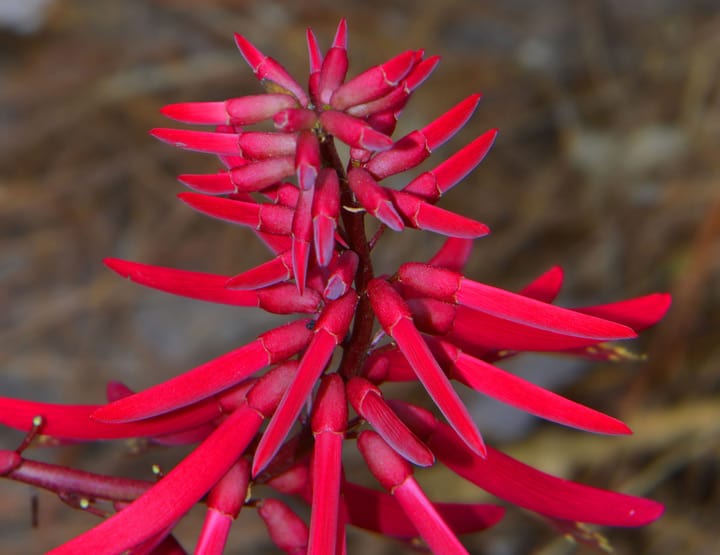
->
[1,20,670,555]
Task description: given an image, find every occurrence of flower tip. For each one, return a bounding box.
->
[333,18,348,49]
[103,257,130,278]
[233,33,263,70]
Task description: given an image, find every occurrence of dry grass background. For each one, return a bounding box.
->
[0,1,719,553]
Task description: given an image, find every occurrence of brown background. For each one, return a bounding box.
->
[1,0,719,553]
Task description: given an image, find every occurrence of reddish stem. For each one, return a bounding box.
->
[319,135,376,378]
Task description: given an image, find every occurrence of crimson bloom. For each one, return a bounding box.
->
[1,19,670,555]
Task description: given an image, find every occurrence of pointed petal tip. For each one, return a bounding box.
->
[333,18,348,49]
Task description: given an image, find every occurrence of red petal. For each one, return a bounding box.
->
[423,94,482,150]
[312,168,340,267]
[234,34,308,106]
[519,266,564,303]
[367,279,486,457]
[330,50,418,110]
[179,192,294,235]
[291,186,314,293]
[104,258,319,314]
[150,128,241,155]
[92,319,311,422]
[342,482,503,538]
[317,20,348,105]
[393,401,665,527]
[358,431,470,555]
[160,101,228,125]
[426,238,474,272]
[308,376,346,555]
[431,339,632,434]
[252,293,357,475]
[225,251,292,290]
[258,499,309,554]
[576,292,672,332]
[347,377,434,466]
[392,190,490,238]
[404,129,498,200]
[399,263,637,342]
[348,167,404,231]
[320,110,394,152]
[0,395,222,440]
[47,404,264,555]
[196,460,251,555]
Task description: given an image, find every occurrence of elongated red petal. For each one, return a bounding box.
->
[291,186,314,293]
[0,395,222,441]
[346,55,440,119]
[323,250,358,300]
[150,128,242,155]
[392,401,664,527]
[258,499,309,555]
[341,482,503,538]
[48,403,264,555]
[92,320,311,422]
[312,168,340,267]
[252,292,358,475]
[196,460,251,555]
[399,263,637,341]
[320,110,394,152]
[104,258,319,314]
[427,238,474,272]
[330,50,418,110]
[576,292,672,332]
[177,171,237,194]
[179,192,294,234]
[234,34,308,106]
[392,190,490,238]
[347,377,434,466]
[348,167,404,231]
[358,431,470,555]
[225,250,293,290]
[161,94,299,125]
[367,95,482,179]
[318,19,348,105]
[404,129,498,201]
[308,375,346,555]
[519,266,564,303]
[430,338,631,434]
[367,279,486,456]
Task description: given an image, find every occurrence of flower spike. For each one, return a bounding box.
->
[5,20,668,555]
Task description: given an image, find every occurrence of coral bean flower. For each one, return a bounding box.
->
[0,19,670,555]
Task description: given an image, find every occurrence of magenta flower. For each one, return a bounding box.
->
[0,19,670,555]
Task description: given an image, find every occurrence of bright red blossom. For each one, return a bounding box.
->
[0,19,670,555]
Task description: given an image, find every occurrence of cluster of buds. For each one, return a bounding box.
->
[1,20,670,554]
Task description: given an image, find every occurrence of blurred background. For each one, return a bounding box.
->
[1,0,718,553]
